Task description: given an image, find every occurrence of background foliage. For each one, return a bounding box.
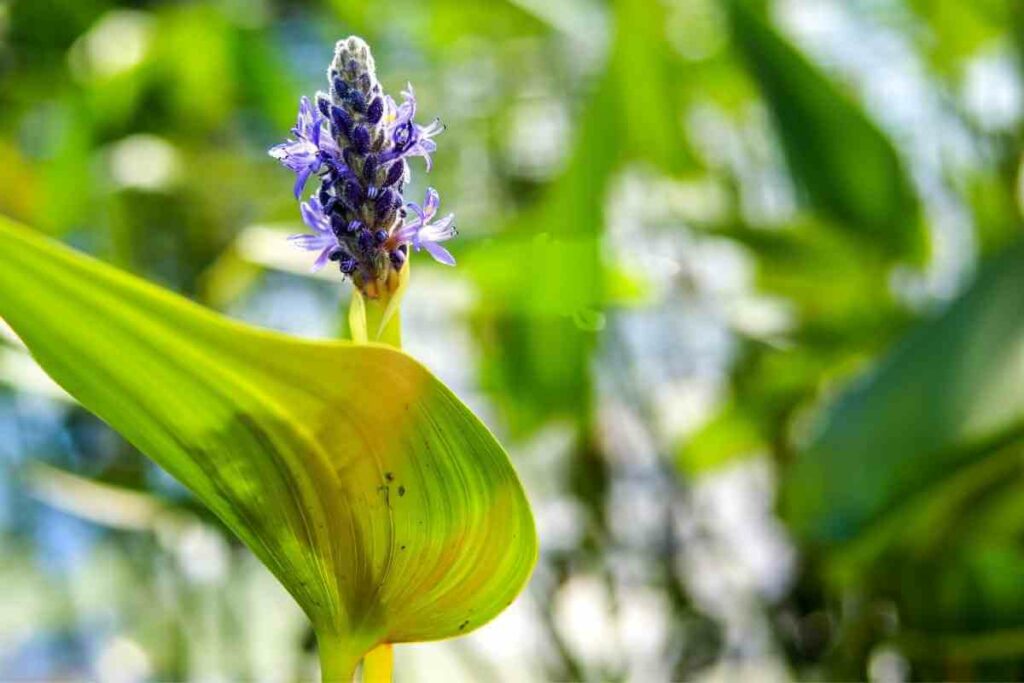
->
[0,0,1022,680]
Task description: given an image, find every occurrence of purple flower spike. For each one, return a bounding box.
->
[288,196,342,271]
[270,96,341,198]
[270,37,456,290]
[393,187,457,266]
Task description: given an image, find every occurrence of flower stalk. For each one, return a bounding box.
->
[317,639,365,683]
[348,260,407,348]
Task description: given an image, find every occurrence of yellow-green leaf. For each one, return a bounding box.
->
[0,216,537,679]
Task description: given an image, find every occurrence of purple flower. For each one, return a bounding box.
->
[270,37,456,292]
[386,84,445,172]
[392,188,457,266]
[269,96,341,198]
[288,196,342,271]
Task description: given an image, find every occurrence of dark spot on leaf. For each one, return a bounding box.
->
[400,545,406,551]
[385,471,395,482]
[459,620,469,631]
[398,485,406,496]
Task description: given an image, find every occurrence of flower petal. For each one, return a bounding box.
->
[391,222,418,244]
[293,167,312,199]
[268,142,290,160]
[298,95,316,132]
[300,198,331,234]
[421,240,456,266]
[422,187,440,219]
[311,245,336,271]
[404,201,426,224]
[288,233,336,251]
[420,213,456,243]
[421,118,445,138]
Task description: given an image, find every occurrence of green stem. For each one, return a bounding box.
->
[318,638,363,683]
[348,267,406,349]
[364,294,401,348]
[336,276,403,683]
[318,630,393,683]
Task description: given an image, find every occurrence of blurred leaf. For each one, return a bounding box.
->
[67,9,155,130]
[152,5,235,133]
[0,216,537,678]
[325,0,544,49]
[466,74,617,434]
[929,542,1024,631]
[823,439,1024,638]
[681,1,934,478]
[0,140,39,223]
[906,0,1009,72]
[427,0,546,44]
[726,0,926,261]
[468,0,693,435]
[233,28,302,129]
[723,221,904,341]
[784,238,1024,543]
[965,167,1023,256]
[678,404,764,474]
[7,0,112,58]
[33,99,98,236]
[611,0,694,174]
[680,221,910,474]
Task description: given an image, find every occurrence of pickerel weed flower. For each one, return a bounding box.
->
[270,37,456,298]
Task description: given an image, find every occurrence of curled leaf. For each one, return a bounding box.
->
[0,216,537,679]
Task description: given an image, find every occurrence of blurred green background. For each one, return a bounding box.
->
[1,0,1023,680]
